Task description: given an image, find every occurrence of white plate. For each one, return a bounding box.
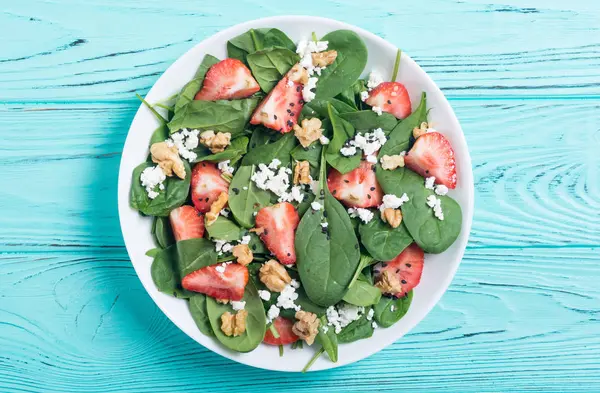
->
[118,15,474,372]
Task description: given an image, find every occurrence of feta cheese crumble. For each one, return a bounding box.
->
[372,106,383,116]
[372,321,378,329]
[258,290,271,301]
[302,77,318,103]
[220,208,230,217]
[435,184,449,196]
[215,262,227,273]
[367,71,384,90]
[168,128,200,161]
[276,282,301,311]
[326,303,365,334]
[231,300,246,311]
[213,240,233,255]
[267,304,280,322]
[140,165,166,199]
[342,128,387,158]
[321,222,329,228]
[322,325,329,334]
[348,207,374,224]
[218,160,235,175]
[366,308,375,321]
[426,195,444,220]
[340,145,357,157]
[425,176,436,190]
[240,235,251,245]
[251,159,294,202]
[380,193,409,210]
[360,91,369,102]
[311,201,323,211]
[366,154,377,164]
[319,135,330,145]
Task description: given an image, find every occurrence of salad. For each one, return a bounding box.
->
[130,27,462,371]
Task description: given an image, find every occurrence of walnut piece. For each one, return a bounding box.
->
[293,161,311,185]
[249,227,265,235]
[381,208,403,228]
[150,142,186,179]
[200,130,231,153]
[375,270,402,295]
[259,259,291,292]
[311,50,338,67]
[220,310,248,337]
[292,311,320,345]
[232,244,253,266]
[216,298,230,304]
[288,63,309,85]
[380,154,405,171]
[205,192,228,226]
[413,121,430,139]
[293,118,323,148]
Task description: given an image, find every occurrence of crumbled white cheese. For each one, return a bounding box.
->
[425,176,436,190]
[276,282,301,311]
[296,39,328,57]
[242,186,248,191]
[140,165,166,199]
[231,300,246,311]
[360,91,369,102]
[326,303,365,334]
[218,160,235,175]
[314,66,324,76]
[367,71,384,90]
[311,201,323,211]
[366,308,375,321]
[346,128,387,157]
[290,279,300,289]
[309,177,319,195]
[366,154,377,164]
[435,184,449,196]
[286,79,294,87]
[372,321,378,329]
[426,195,437,208]
[322,325,329,333]
[240,235,251,245]
[251,160,293,200]
[168,128,199,161]
[290,185,304,203]
[213,240,232,255]
[258,290,271,301]
[426,195,444,220]
[348,207,374,224]
[319,135,330,145]
[220,208,230,217]
[390,305,395,312]
[372,106,383,116]
[381,193,409,210]
[267,304,280,322]
[221,243,233,253]
[302,77,318,103]
[215,263,227,273]
[340,145,358,156]
[321,222,328,228]
[268,158,282,169]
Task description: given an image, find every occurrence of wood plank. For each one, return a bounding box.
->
[1,0,599,101]
[1,99,598,250]
[0,248,598,391]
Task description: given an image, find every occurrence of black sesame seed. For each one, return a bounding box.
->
[320,189,325,195]
[251,244,256,250]
[299,99,305,104]
[367,194,372,199]
[332,190,337,195]
[370,187,376,191]
[406,263,411,267]
[202,163,206,167]
[290,103,295,107]
[372,165,377,172]
[296,86,301,92]
[396,269,400,273]
[205,197,209,202]
[381,263,387,267]
[323,211,328,218]
[387,100,392,104]
[404,292,408,297]
[287,253,291,257]
[287,120,293,127]
[279,128,284,132]
[232,188,240,195]
[263,229,269,235]
[425,170,429,174]
[197,211,203,217]
[401,279,407,284]
[319,195,325,200]
[251,143,256,148]
[287,109,292,114]
[274,115,278,120]
[344,179,349,183]
[290,112,295,116]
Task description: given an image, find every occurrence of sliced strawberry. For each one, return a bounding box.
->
[249,76,303,133]
[327,160,383,208]
[191,162,230,213]
[263,316,299,345]
[373,243,424,297]
[404,132,457,189]
[365,82,412,119]
[254,202,300,265]
[194,58,260,101]
[169,205,205,241]
[182,263,249,301]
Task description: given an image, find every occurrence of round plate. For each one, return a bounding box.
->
[118,15,474,372]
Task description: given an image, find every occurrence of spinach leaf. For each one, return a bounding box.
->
[342,277,382,307]
[373,291,413,328]
[174,54,220,113]
[260,285,326,321]
[206,280,266,352]
[325,103,361,174]
[301,98,356,119]
[227,28,295,63]
[315,30,368,99]
[248,232,268,254]
[378,93,427,157]
[150,124,170,145]
[247,48,299,93]
[290,143,322,169]
[151,245,192,298]
[130,160,191,217]
[152,216,175,249]
[296,152,360,307]
[347,254,375,289]
[335,85,359,110]
[248,126,280,148]
[189,294,215,336]
[195,136,248,165]
[262,28,296,51]
[337,312,374,343]
[205,216,243,241]
[340,111,398,135]
[241,132,297,166]
[176,238,218,277]
[228,165,272,228]
[146,248,161,258]
[316,316,338,362]
[167,98,259,136]
[359,219,413,261]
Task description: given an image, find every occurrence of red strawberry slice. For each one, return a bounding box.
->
[182,263,249,301]
[254,202,300,265]
[191,162,230,213]
[404,132,457,189]
[327,160,383,208]
[263,316,299,346]
[373,243,424,297]
[249,76,303,133]
[365,82,412,119]
[194,58,260,101]
[169,205,205,241]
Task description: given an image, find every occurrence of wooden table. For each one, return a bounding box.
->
[1,0,599,391]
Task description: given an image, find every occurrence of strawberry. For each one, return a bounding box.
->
[249,76,303,133]
[365,82,412,119]
[194,58,260,101]
[254,202,300,265]
[327,160,383,208]
[404,132,457,189]
[182,263,249,301]
[169,205,205,241]
[190,162,230,213]
[373,243,424,297]
[263,316,299,346]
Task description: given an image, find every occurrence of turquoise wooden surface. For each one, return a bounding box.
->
[1,0,599,391]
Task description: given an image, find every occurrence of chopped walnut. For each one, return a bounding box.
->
[232,244,253,266]
[380,154,405,171]
[381,208,403,228]
[288,63,309,85]
[259,259,291,292]
[205,192,228,226]
[375,270,402,294]
[249,227,264,235]
[220,310,247,337]
[216,298,230,304]
[293,118,323,148]
[311,50,338,67]
[413,122,430,139]
[292,311,320,345]
[150,142,186,179]
[200,130,231,153]
[293,161,311,185]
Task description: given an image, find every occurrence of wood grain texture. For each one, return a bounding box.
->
[1,248,598,392]
[1,0,599,101]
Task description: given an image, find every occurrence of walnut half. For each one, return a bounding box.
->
[375,270,402,295]
[380,154,405,171]
[200,130,231,153]
[293,118,323,148]
[381,208,403,228]
[312,50,338,67]
[150,142,186,179]
[293,161,311,185]
[288,63,309,85]
[205,192,228,226]
[292,311,320,345]
[259,259,291,292]
[413,122,430,139]
[221,310,247,336]
[232,244,253,266]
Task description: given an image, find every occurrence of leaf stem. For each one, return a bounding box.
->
[216,255,235,263]
[279,344,284,357]
[302,347,325,373]
[135,93,167,125]
[348,254,374,288]
[220,173,233,183]
[391,49,402,82]
[154,102,174,111]
[311,32,318,42]
[250,29,262,51]
[269,323,280,339]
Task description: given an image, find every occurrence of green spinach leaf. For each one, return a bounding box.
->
[189,294,215,336]
[228,165,272,228]
[149,124,170,145]
[152,216,175,249]
[174,54,220,113]
[373,291,413,328]
[247,48,299,93]
[150,245,191,298]
[241,132,297,166]
[205,216,243,241]
[195,136,248,165]
[325,103,361,174]
[337,312,374,343]
[316,316,338,362]
[359,219,413,261]
[290,143,323,169]
[378,93,427,157]
[248,232,268,254]
[176,238,218,277]
[342,276,382,307]
[227,28,295,63]
[301,98,356,119]
[340,111,398,135]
